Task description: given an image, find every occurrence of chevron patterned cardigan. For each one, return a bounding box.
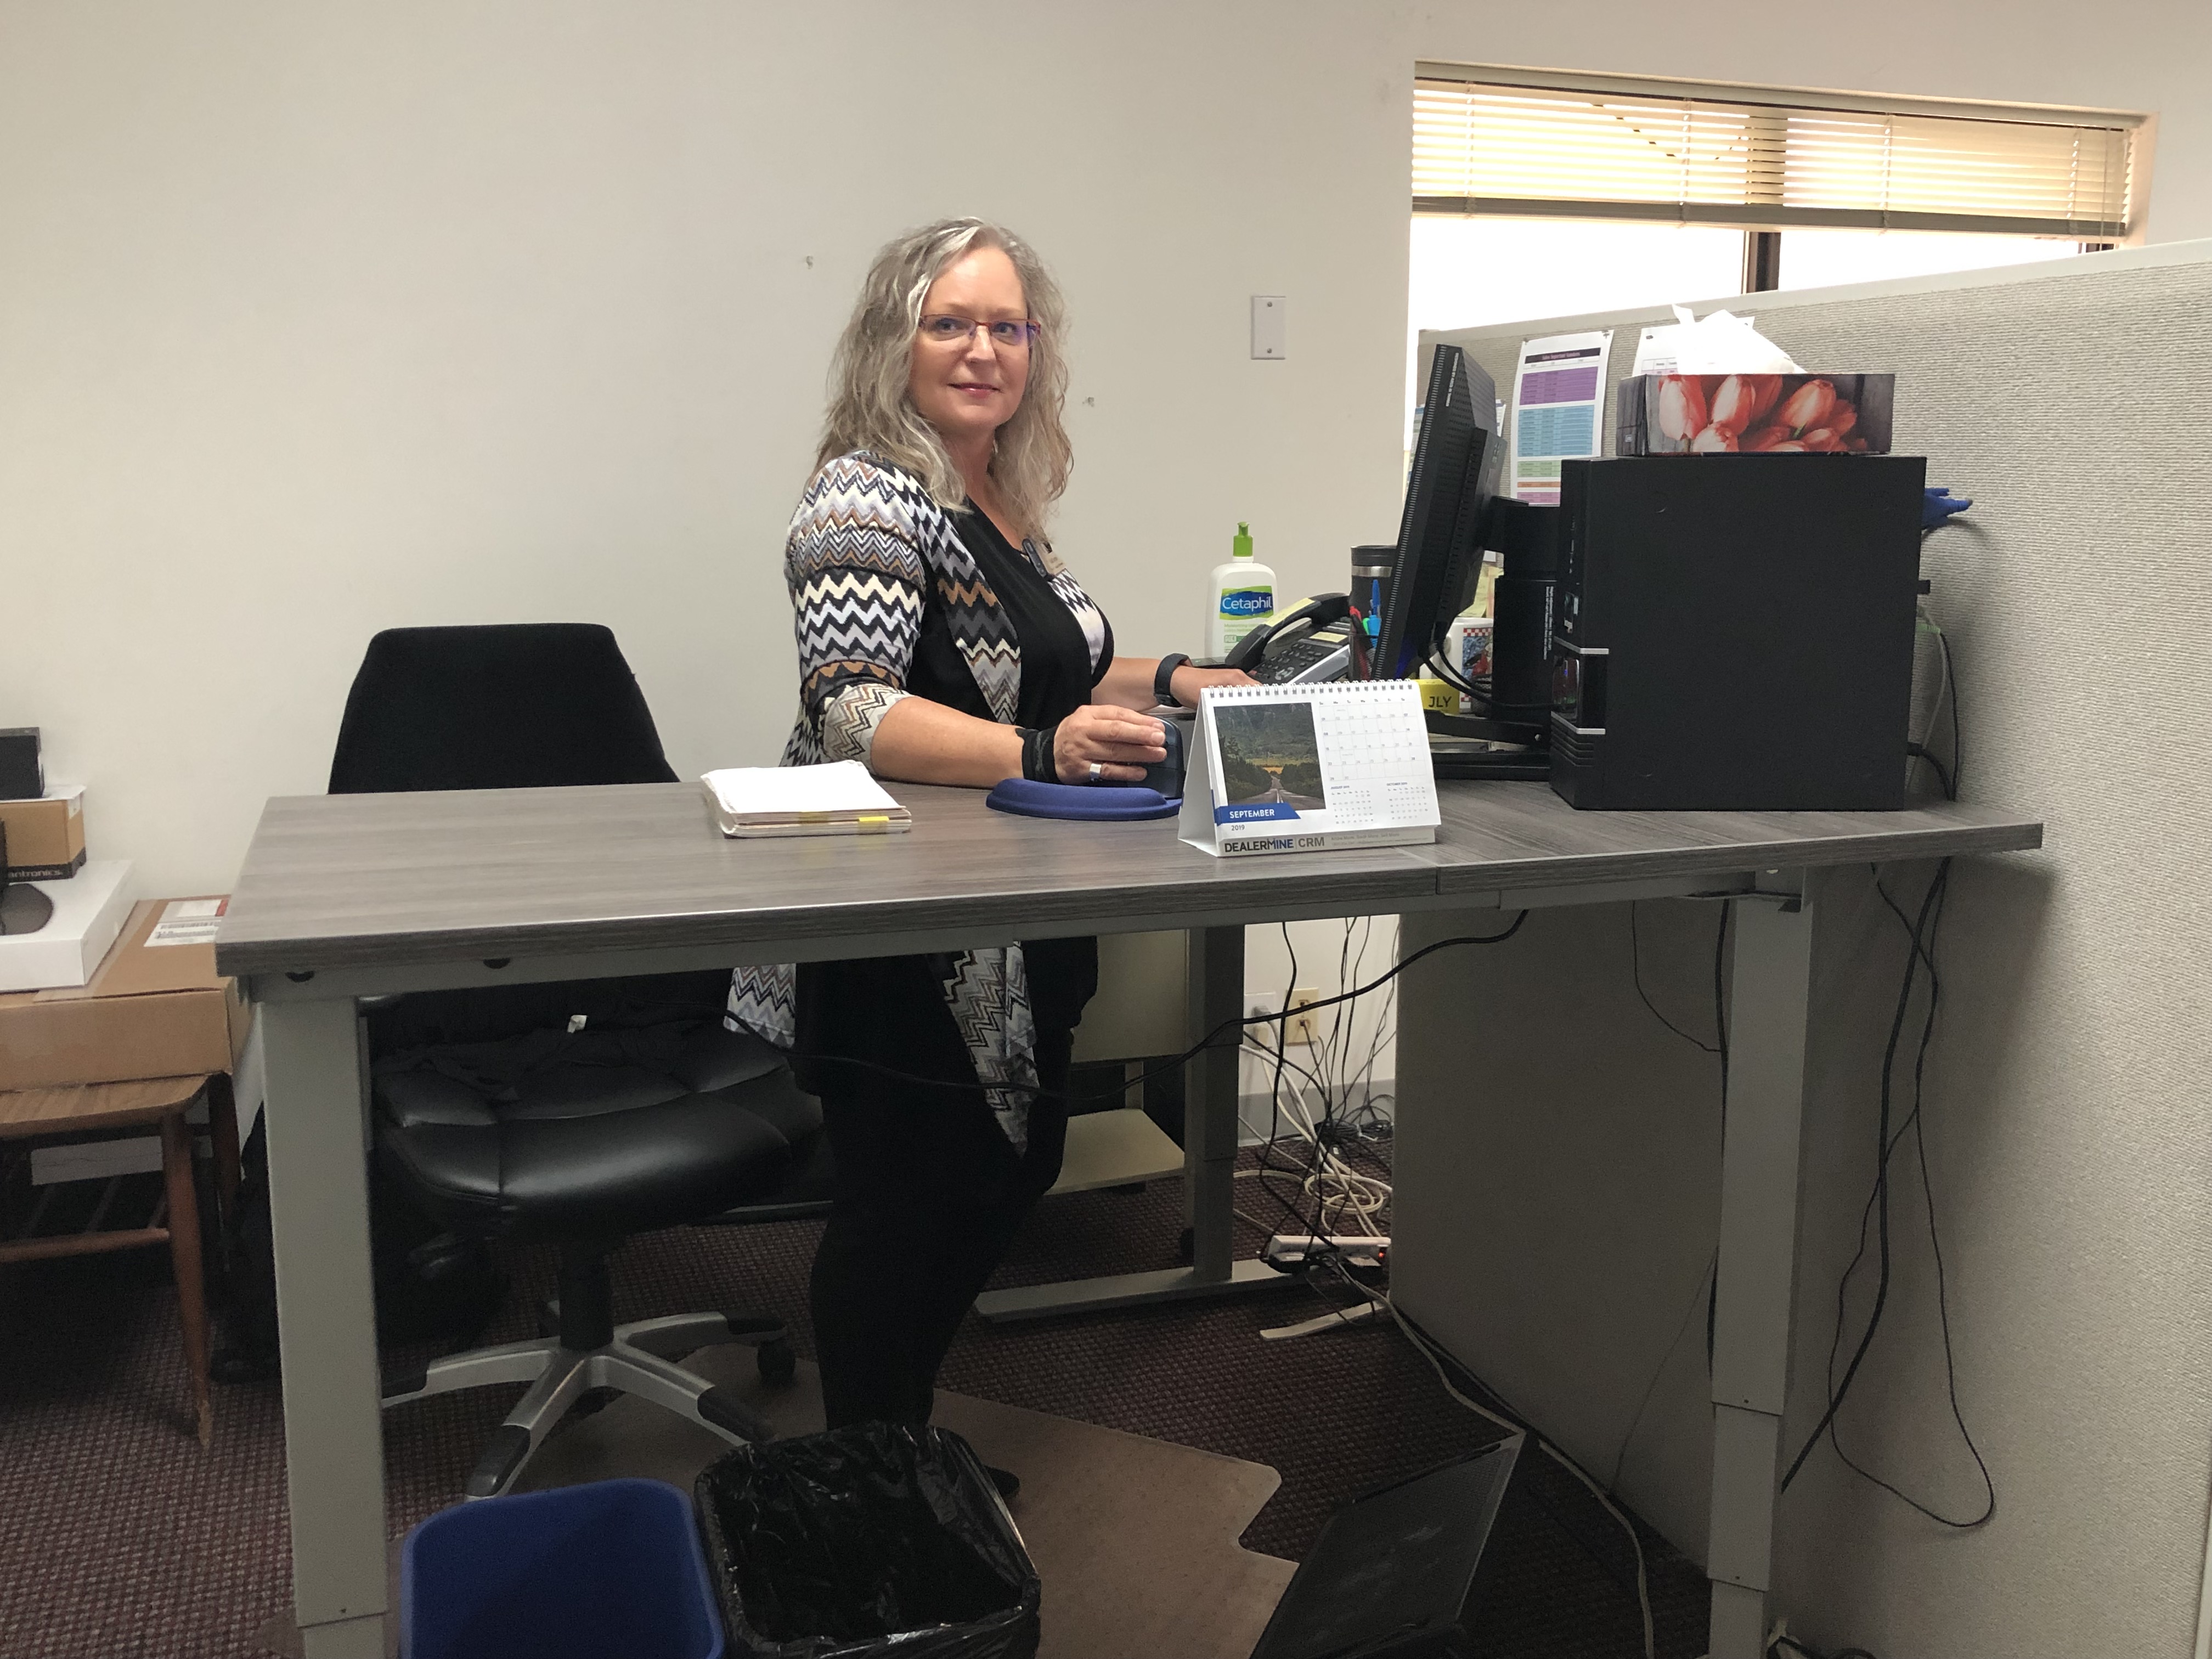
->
[726,450,1109,1148]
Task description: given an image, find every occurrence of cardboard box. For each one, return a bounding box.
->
[0,785,86,879]
[0,896,250,1090]
[1616,373,1895,456]
[0,860,134,993]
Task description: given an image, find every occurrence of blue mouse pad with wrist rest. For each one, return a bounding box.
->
[985,778,1181,821]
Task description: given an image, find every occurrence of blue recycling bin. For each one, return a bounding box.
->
[400,1478,725,1659]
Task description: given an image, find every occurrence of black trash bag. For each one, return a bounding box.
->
[695,1423,1041,1659]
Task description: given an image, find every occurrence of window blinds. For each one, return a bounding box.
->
[1412,74,2135,238]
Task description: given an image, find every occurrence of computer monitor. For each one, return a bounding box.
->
[1369,343,1502,682]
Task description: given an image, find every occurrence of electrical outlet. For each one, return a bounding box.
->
[1286,986,1321,1045]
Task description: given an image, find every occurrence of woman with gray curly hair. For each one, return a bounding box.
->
[730,218,1246,1455]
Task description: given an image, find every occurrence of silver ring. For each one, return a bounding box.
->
[1087,761,1103,783]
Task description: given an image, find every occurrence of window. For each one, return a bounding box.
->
[1412,67,2138,239]
[1407,66,2146,412]
[1774,228,2080,290]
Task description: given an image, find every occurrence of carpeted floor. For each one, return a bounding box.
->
[0,1141,1710,1659]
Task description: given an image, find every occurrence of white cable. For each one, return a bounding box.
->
[1240,1139,1392,1233]
[1240,927,1398,1234]
[1913,602,1957,793]
[1261,1297,1388,1341]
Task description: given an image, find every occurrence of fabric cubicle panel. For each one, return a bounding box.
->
[1393,247,2212,1659]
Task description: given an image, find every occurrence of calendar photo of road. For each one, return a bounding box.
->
[1215,700,1329,810]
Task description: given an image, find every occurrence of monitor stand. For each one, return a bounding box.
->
[1426,710,1550,782]
[0,879,53,936]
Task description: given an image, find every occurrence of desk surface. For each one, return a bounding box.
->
[1411,785,2044,894]
[217,780,2041,983]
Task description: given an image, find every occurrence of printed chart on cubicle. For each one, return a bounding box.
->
[1508,329,1612,506]
[1178,681,1438,857]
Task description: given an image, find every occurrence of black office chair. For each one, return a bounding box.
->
[340,623,829,1499]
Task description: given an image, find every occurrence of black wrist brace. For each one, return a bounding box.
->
[1019,724,1058,784]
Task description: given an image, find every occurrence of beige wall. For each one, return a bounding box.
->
[0,0,1419,894]
[3,2,2204,898]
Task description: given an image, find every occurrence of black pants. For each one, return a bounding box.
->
[808,1025,1074,1429]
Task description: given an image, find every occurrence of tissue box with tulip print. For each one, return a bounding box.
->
[1615,373,1895,456]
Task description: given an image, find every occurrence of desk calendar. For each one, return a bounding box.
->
[1178,680,1440,857]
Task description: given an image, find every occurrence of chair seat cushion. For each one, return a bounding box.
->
[374,1021,823,1242]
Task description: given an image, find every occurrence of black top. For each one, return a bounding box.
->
[908,506,1114,725]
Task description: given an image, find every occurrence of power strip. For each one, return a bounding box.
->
[1264,1233,1389,1271]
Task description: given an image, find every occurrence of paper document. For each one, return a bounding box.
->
[145,898,226,947]
[700,761,912,838]
[1508,330,1612,506]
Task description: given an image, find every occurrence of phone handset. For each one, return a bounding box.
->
[1222,592,1352,676]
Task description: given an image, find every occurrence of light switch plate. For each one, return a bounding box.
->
[1251,295,1286,360]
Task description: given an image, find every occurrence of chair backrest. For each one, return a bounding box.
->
[331,624,723,1051]
[328,623,678,794]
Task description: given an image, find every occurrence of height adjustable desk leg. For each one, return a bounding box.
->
[1704,878,1814,1659]
[261,998,388,1659]
[1184,923,1242,1283]
[974,923,1296,1321]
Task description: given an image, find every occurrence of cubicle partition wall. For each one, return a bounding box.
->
[1392,244,2212,1659]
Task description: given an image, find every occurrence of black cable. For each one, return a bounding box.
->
[1706,903,1729,1371]
[1428,647,1482,699]
[1259,924,1330,1240]
[1784,621,1988,1522]
[1904,742,1954,801]
[1824,865,1994,1529]
[1628,902,1720,1055]
[1781,864,1939,1492]
[1782,860,1992,1531]
[779,913,1526,1107]
[1609,1245,1717,1491]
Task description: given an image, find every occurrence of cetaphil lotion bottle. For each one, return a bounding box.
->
[1207,522,1275,658]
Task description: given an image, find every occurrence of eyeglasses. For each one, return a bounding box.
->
[917,314,1040,352]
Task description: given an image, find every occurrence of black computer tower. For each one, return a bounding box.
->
[1548,454,1925,811]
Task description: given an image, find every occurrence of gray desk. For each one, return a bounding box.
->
[219,780,2039,1659]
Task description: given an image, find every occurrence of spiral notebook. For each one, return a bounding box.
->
[1178,680,1439,857]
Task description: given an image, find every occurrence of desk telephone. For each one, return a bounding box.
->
[1223,594,1356,684]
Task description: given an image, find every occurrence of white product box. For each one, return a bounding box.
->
[0,861,135,992]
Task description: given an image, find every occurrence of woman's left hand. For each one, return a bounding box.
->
[1169,664,1256,706]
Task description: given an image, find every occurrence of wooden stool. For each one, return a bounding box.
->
[0,1073,242,1447]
